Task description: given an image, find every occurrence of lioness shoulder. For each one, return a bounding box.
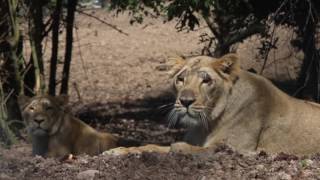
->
[18,95,118,157]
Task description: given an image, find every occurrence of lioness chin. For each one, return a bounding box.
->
[19,95,120,157]
[107,53,320,156]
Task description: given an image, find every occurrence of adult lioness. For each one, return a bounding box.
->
[106,54,320,156]
[166,53,320,156]
[18,95,119,157]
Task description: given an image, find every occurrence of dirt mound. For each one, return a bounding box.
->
[1,143,319,179]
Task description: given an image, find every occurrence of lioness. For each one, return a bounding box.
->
[166,53,320,156]
[18,95,120,157]
[107,53,320,156]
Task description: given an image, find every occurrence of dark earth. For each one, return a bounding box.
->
[0,9,318,180]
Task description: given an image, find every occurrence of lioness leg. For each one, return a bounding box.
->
[104,142,208,156]
[170,142,208,154]
[104,144,170,156]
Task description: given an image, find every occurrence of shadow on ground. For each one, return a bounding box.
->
[73,92,184,145]
[75,92,176,124]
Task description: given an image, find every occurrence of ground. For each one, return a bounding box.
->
[0,9,317,180]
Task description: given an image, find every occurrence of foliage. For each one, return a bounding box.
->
[109,0,320,101]
[0,0,78,145]
[109,0,278,56]
[0,81,17,147]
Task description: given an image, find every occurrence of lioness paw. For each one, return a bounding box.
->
[170,142,207,154]
[103,144,170,156]
[103,147,134,156]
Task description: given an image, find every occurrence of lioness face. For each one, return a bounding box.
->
[19,95,67,136]
[168,54,239,130]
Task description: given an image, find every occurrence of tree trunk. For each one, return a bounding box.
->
[28,0,45,94]
[294,2,320,101]
[49,0,62,96]
[60,0,78,95]
[1,0,24,138]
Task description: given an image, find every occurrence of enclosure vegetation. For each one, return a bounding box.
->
[0,0,319,146]
[0,0,78,145]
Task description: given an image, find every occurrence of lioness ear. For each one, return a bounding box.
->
[167,55,186,77]
[212,53,240,81]
[55,94,69,106]
[18,95,32,110]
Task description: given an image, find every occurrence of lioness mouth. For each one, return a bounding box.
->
[31,128,48,137]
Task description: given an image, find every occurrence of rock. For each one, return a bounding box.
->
[277,171,292,180]
[0,173,13,180]
[155,64,170,71]
[76,170,99,180]
[256,164,265,170]
[304,159,313,167]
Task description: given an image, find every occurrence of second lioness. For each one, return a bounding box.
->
[19,95,120,157]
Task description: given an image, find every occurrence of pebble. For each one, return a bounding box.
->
[0,173,13,180]
[256,164,265,170]
[277,171,292,180]
[304,159,313,167]
[76,170,99,180]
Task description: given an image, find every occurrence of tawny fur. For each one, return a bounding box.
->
[168,54,320,156]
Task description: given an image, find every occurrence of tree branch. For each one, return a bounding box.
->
[76,9,129,36]
[224,22,266,49]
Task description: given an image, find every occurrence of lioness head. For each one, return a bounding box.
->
[168,54,240,131]
[18,95,68,136]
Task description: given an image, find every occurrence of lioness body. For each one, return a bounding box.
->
[19,95,118,157]
[167,54,320,156]
[46,113,117,157]
[203,70,320,155]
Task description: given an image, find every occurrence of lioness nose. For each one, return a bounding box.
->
[34,117,44,124]
[179,90,196,107]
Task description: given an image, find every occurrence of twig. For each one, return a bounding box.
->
[76,9,129,36]
[259,24,277,75]
[2,89,14,105]
[72,82,82,102]
[293,47,314,96]
[74,24,99,103]
[225,22,266,52]
[74,25,89,79]
[7,120,25,128]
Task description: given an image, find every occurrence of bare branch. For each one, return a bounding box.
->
[76,9,129,36]
[224,23,266,51]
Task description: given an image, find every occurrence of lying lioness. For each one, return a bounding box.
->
[18,95,131,157]
[107,53,320,156]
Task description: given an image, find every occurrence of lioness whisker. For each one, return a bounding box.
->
[157,103,175,110]
[204,106,214,111]
[157,103,175,114]
[205,94,211,102]
[167,109,178,128]
[200,112,209,132]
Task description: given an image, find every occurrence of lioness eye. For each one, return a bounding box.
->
[202,76,212,84]
[199,72,212,84]
[29,106,35,111]
[46,106,53,111]
[176,71,186,84]
[177,75,184,82]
